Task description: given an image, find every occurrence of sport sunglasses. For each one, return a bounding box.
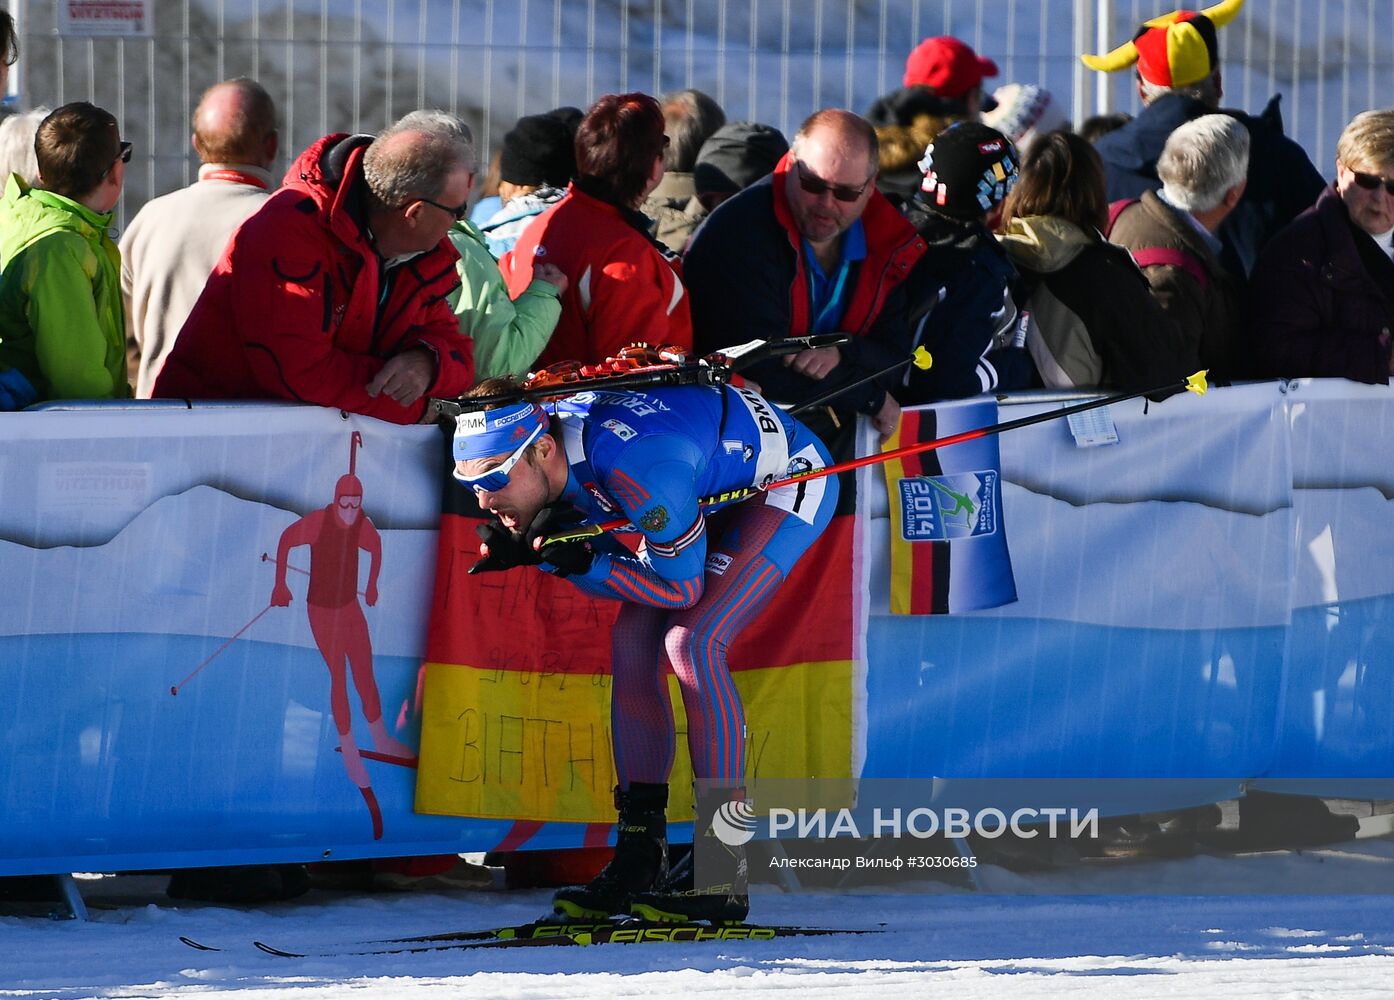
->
[453,421,546,493]
[793,158,872,203]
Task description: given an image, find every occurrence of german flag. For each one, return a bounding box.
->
[883,401,1017,616]
[416,425,861,824]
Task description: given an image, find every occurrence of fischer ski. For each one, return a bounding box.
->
[243,918,878,957]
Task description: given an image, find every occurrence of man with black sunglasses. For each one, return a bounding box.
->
[153,111,475,423]
[686,108,925,439]
[1249,109,1394,384]
[0,101,132,407]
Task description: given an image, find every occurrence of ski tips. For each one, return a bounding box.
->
[1184,370,1209,396]
[911,346,933,371]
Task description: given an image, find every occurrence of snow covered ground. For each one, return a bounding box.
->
[7,838,1394,998]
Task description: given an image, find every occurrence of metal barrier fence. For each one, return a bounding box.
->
[12,0,1394,226]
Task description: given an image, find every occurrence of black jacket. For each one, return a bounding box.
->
[1248,185,1394,383]
[685,155,925,417]
[897,204,1018,403]
[1093,93,1326,278]
[998,215,1187,391]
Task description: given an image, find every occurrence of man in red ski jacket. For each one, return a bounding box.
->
[153,114,475,423]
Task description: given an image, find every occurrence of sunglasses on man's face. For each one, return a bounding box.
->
[416,195,470,221]
[793,158,872,203]
[454,422,546,494]
[1351,170,1394,196]
[103,140,132,177]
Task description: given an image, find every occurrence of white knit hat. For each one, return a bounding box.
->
[983,84,1069,158]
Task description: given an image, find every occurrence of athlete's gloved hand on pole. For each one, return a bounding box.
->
[526,504,596,578]
[470,503,595,576]
[469,520,543,574]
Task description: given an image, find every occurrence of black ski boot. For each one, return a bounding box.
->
[631,786,749,924]
[553,782,668,919]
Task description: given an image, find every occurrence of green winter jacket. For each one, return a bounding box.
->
[446,218,560,380]
[0,173,131,403]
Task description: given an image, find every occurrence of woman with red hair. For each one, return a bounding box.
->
[500,93,693,368]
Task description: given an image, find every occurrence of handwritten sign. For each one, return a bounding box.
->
[417,511,858,823]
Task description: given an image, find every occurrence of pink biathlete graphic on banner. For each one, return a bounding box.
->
[269,432,415,839]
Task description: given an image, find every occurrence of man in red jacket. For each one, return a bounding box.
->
[153,114,475,423]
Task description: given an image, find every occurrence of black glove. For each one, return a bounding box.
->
[524,503,597,578]
[468,520,543,574]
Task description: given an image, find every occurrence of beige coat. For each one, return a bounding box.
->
[119,163,274,397]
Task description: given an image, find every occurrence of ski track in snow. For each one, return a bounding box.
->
[6,845,1394,998]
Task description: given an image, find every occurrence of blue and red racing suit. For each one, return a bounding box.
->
[548,383,838,787]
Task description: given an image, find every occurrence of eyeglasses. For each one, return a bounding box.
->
[103,140,132,178]
[415,195,470,221]
[793,158,872,203]
[454,421,546,493]
[1351,170,1394,196]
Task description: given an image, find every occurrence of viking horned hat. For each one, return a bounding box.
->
[1081,0,1244,88]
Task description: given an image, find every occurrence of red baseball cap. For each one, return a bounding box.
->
[903,36,999,99]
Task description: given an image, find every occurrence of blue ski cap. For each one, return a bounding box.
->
[452,401,549,464]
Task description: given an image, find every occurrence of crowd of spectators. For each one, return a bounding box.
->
[0,3,1386,428]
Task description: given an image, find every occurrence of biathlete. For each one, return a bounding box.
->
[453,376,838,923]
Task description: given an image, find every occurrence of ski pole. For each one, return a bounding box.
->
[260,551,371,599]
[169,552,373,696]
[169,602,274,696]
[540,371,1209,546]
[789,346,934,416]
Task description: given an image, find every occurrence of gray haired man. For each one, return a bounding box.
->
[1108,113,1249,382]
[152,110,475,421]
